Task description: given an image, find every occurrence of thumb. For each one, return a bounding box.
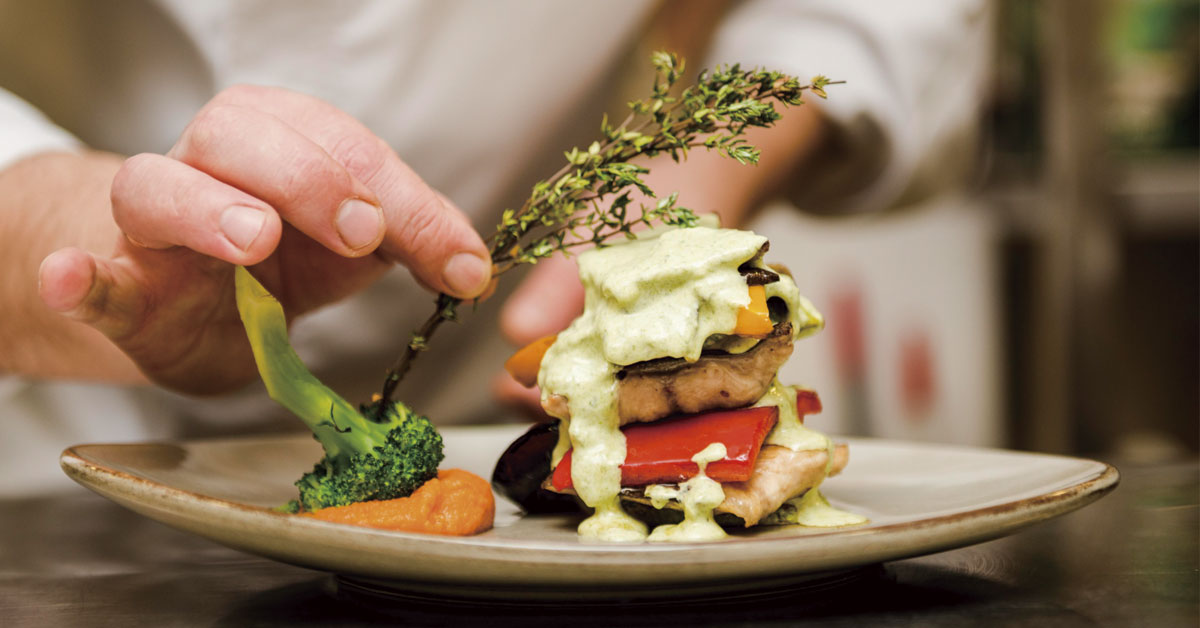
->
[38,248,144,341]
[500,255,584,346]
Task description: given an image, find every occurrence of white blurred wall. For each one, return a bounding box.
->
[750,196,1002,447]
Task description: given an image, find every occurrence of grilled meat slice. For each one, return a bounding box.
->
[540,322,794,424]
[614,321,793,425]
[719,443,848,526]
[618,443,849,527]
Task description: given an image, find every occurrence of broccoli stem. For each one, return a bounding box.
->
[235,266,381,468]
[235,266,444,511]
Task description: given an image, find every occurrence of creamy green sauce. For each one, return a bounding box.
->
[760,488,869,527]
[576,227,770,365]
[645,443,728,542]
[577,496,648,541]
[748,379,863,528]
[763,275,824,340]
[550,417,571,468]
[756,379,831,453]
[538,226,823,542]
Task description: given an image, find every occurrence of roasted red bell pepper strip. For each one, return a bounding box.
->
[551,405,778,490]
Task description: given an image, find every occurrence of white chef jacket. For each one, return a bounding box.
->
[0,0,990,495]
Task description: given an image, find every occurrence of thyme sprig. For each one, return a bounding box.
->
[378,51,839,406]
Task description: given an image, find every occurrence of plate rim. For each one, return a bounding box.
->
[59,430,1120,588]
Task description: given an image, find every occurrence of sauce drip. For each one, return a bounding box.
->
[645,442,729,542]
[756,379,831,453]
[760,488,868,527]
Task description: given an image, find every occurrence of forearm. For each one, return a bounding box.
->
[0,150,145,382]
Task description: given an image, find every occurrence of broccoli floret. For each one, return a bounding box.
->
[292,399,443,511]
[234,266,444,513]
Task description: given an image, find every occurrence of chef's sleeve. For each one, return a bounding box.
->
[0,87,81,171]
[704,0,991,212]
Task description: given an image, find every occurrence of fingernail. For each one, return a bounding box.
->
[336,198,384,251]
[442,252,491,297]
[220,206,266,251]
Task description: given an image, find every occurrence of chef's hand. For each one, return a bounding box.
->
[37,85,491,394]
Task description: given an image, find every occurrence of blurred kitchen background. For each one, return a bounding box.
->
[767,0,1198,460]
[0,0,1194,466]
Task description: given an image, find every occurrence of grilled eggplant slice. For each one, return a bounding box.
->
[491,422,580,514]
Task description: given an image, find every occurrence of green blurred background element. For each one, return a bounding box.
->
[989,0,1197,458]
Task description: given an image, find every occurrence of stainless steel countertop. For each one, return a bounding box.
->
[3,460,1196,627]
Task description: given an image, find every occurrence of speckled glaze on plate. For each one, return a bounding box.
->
[61,425,1117,600]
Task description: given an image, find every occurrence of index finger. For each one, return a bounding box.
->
[208,85,491,298]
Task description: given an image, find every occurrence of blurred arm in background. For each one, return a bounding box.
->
[496,0,991,410]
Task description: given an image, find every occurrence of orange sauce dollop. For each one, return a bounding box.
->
[304,469,495,535]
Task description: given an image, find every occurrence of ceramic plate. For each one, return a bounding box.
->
[61,425,1117,600]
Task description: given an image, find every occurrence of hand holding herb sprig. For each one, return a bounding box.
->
[378,51,839,406]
